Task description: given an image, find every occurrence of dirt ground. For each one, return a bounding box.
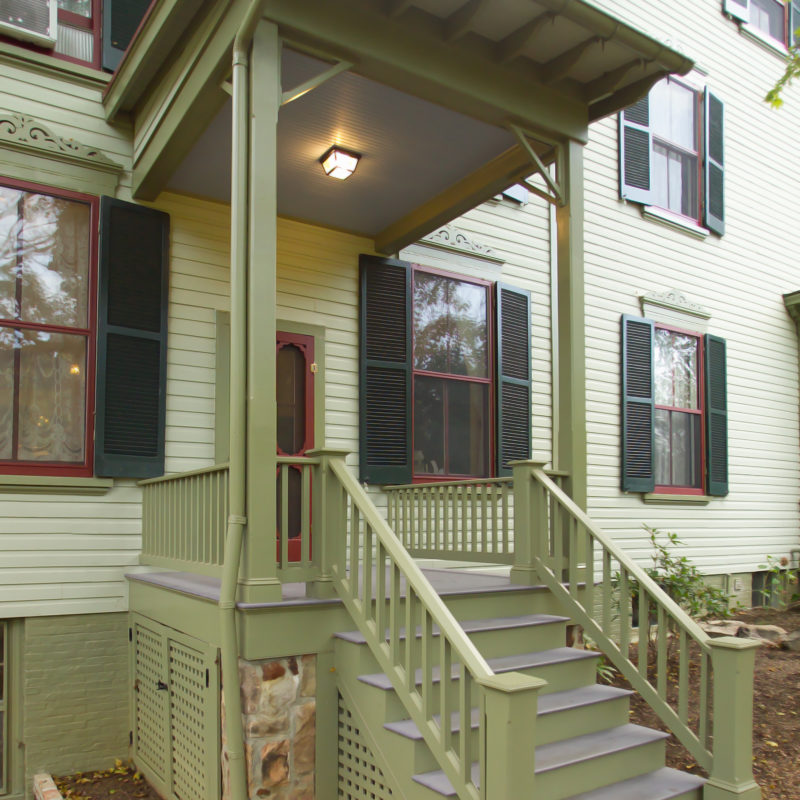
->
[613,606,800,800]
[56,607,800,800]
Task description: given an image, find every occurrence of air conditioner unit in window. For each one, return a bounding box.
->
[0,0,57,47]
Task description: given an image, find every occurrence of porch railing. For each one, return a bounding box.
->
[140,463,230,576]
[314,451,545,800]
[513,461,760,798]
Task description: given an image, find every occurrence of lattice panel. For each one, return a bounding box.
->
[134,624,169,782]
[168,640,208,800]
[338,693,394,800]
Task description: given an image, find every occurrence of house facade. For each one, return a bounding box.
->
[0,1,794,799]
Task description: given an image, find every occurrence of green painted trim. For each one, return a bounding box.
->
[3,621,24,799]
[0,41,110,89]
[783,290,800,322]
[0,476,113,495]
[276,319,327,448]
[215,311,231,464]
[642,493,712,505]
[314,649,338,800]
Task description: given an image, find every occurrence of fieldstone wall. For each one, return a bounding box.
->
[222,654,317,799]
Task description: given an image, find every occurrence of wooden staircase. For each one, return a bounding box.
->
[333,580,706,800]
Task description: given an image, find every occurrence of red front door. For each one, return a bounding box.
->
[276,331,315,562]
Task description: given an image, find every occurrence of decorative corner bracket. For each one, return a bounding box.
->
[420,223,504,263]
[508,124,564,207]
[0,113,123,173]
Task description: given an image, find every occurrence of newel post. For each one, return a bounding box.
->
[704,637,762,800]
[306,448,350,600]
[509,460,547,585]
[477,672,546,799]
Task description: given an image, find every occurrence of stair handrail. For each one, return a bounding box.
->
[515,462,761,798]
[317,450,545,800]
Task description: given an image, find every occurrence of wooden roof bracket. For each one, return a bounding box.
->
[280,58,354,106]
[509,124,564,206]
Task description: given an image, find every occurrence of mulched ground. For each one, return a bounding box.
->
[611,606,800,800]
[55,762,160,800]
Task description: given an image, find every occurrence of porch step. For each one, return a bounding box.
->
[412,724,670,798]
[563,767,706,800]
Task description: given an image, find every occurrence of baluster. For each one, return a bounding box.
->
[375,540,386,642]
[280,465,289,568]
[583,524,594,613]
[459,664,470,783]
[501,483,509,555]
[569,517,579,600]
[422,609,433,718]
[698,650,709,749]
[480,485,487,556]
[426,489,433,553]
[434,487,441,553]
[491,484,499,555]
[441,637,452,751]
[553,493,564,578]
[638,590,650,681]
[462,485,470,555]
[390,562,401,663]
[301,464,311,566]
[657,606,667,699]
[620,569,630,657]
[602,549,612,634]
[363,524,374,619]
[349,505,360,587]
[406,591,418,692]
[678,629,689,724]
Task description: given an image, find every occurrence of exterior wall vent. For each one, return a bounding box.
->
[0,0,57,47]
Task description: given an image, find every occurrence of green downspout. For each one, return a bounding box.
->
[219,2,269,799]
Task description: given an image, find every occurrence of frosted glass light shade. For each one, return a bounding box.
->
[320,146,360,180]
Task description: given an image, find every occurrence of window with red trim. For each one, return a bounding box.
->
[0,179,97,476]
[653,325,704,493]
[412,268,492,478]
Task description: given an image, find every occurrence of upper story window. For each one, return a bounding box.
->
[0,0,150,71]
[0,179,97,476]
[620,76,725,236]
[724,0,800,50]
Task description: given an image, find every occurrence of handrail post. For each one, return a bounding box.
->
[477,672,546,799]
[306,448,351,599]
[509,460,547,585]
[704,637,762,800]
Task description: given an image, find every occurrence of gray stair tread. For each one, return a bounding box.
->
[413,724,670,796]
[564,767,706,800]
[335,613,569,644]
[385,684,631,740]
[359,646,600,690]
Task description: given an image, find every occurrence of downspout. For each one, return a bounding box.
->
[219,2,270,799]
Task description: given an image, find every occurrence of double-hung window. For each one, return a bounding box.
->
[359,255,532,484]
[724,0,800,49]
[0,178,170,479]
[621,315,728,497]
[620,76,725,236]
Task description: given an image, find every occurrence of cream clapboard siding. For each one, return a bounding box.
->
[580,0,800,573]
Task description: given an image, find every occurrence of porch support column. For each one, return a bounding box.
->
[555,140,587,509]
[240,19,282,602]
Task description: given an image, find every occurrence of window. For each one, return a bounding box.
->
[619,77,725,236]
[621,315,728,497]
[0,179,97,476]
[359,255,531,485]
[724,0,800,49]
[0,178,169,479]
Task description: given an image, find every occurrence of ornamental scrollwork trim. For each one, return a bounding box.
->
[420,224,504,264]
[639,288,711,319]
[0,113,122,172]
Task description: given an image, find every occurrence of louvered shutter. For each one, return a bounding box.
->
[619,95,655,205]
[723,0,750,22]
[621,315,655,492]
[791,0,800,45]
[95,197,169,478]
[495,285,532,476]
[704,334,728,496]
[359,255,412,484]
[704,89,725,236]
[102,0,151,72]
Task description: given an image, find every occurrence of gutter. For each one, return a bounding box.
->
[219,2,270,799]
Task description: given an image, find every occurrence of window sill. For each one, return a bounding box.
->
[642,206,710,239]
[642,492,711,505]
[0,475,114,495]
[740,23,790,58]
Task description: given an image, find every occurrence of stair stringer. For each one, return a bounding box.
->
[336,653,433,800]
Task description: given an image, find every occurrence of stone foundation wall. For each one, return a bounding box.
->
[223,654,316,799]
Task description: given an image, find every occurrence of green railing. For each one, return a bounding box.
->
[512,461,761,799]
[275,454,320,582]
[313,451,545,800]
[140,463,230,576]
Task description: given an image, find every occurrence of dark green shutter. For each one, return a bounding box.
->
[723,0,750,22]
[791,0,800,45]
[705,334,728,496]
[619,95,655,205]
[102,0,151,72]
[704,89,725,236]
[95,197,169,478]
[495,285,531,476]
[621,315,655,492]
[359,255,412,484]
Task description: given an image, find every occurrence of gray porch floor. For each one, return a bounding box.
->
[126,566,536,609]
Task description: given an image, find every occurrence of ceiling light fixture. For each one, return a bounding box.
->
[320,146,360,180]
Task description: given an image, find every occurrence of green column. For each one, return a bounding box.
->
[240,19,282,602]
[509,459,547,585]
[556,140,587,509]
